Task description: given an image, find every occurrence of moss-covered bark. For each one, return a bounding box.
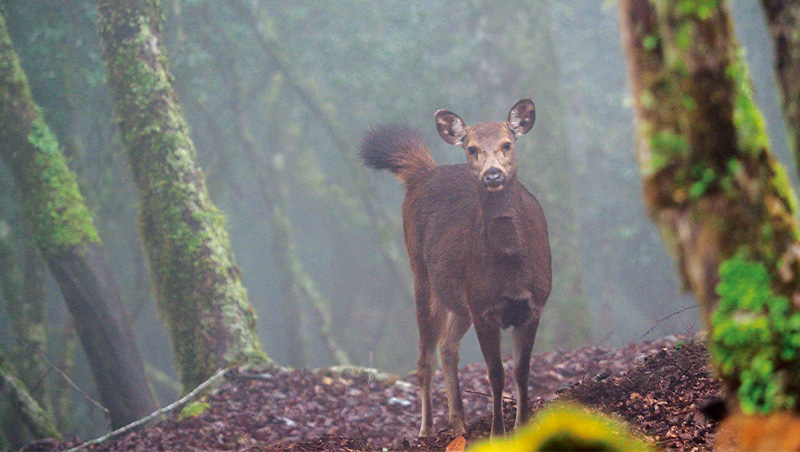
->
[618,0,800,414]
[760,0,800,172]
[0,349,60,439]
[0,13,157,427]
[94,0,268,389]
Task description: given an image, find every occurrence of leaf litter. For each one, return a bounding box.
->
[22,336,721,452]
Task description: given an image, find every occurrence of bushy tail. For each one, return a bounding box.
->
[360,124,436,187]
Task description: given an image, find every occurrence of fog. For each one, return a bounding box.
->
[0,0,792,439]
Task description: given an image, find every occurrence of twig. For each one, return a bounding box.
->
[593,330,613,348]
[640,305,698,339]
[464,389,515,402]
[65,367,230,452]
[36,351,111,428]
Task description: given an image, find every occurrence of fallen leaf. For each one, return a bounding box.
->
[446,435,466,452]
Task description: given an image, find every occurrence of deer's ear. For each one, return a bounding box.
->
[434,109,467,145]
[507,98,536,137]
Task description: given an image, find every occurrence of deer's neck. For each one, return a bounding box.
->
[480,180,521,256]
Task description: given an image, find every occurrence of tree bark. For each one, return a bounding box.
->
[0,14,157,428]
[618,0,800,415]
[760,0,800,169]
[618,0,800,320]
[93,0,268,389]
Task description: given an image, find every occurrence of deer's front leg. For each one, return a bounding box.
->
[475,319,505,436]
[511,313,540,429]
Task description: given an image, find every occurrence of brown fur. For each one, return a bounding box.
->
[361,99,551,437]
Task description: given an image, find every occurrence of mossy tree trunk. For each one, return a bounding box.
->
[618,0,800,415]
[0,348,60,440]
[94,0,268,389]
[760,0,800,170]
[0,14,157,428]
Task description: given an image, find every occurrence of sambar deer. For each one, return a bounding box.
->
[360,98,551,436]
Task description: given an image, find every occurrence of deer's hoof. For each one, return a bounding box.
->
[419,425,435,437]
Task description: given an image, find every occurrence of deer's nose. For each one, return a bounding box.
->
[482,167,505,188]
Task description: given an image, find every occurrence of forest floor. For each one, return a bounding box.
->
[23,336,721,452]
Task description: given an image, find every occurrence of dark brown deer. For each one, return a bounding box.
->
[360,99,551,436]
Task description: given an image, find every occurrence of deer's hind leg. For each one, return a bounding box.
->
[439,310,471,434]
[415,271,444,437]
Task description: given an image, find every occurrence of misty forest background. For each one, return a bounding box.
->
[0,0,791,443]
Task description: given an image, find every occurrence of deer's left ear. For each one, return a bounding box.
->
[507,98,536,137]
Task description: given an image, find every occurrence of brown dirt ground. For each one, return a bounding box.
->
[21,336,721,452]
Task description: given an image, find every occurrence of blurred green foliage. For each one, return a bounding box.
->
[712,253,800,414]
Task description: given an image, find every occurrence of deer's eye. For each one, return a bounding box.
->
[502,142,512,151]
[467,146,478,155]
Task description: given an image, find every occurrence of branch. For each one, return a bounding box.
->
[640,305,698,339]
[65,367,230,452]
[37,351,110,427]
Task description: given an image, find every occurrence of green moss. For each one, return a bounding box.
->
[23,119,101,255]
[642,34,659,52]
[178,400,210,420]
[96,0,268,390]
[0,16,100,257]
[711,254,800,414]
[674,22,694,52]
[727,49,770,156]
[468,403,654,452]
[689,166,716,199]
[676,0,722,20]
[649,129,689,173]
[770,163,800,231]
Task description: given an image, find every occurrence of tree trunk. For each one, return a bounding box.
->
[0,14,157,428]
[760,0,800,168]
[93,0,268,389]
[53,321,76,431]
[527,0,592,347]
[0,220,49,411]
[618,0,800,415]
[219,51,351,366]
[0,347,60,439]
